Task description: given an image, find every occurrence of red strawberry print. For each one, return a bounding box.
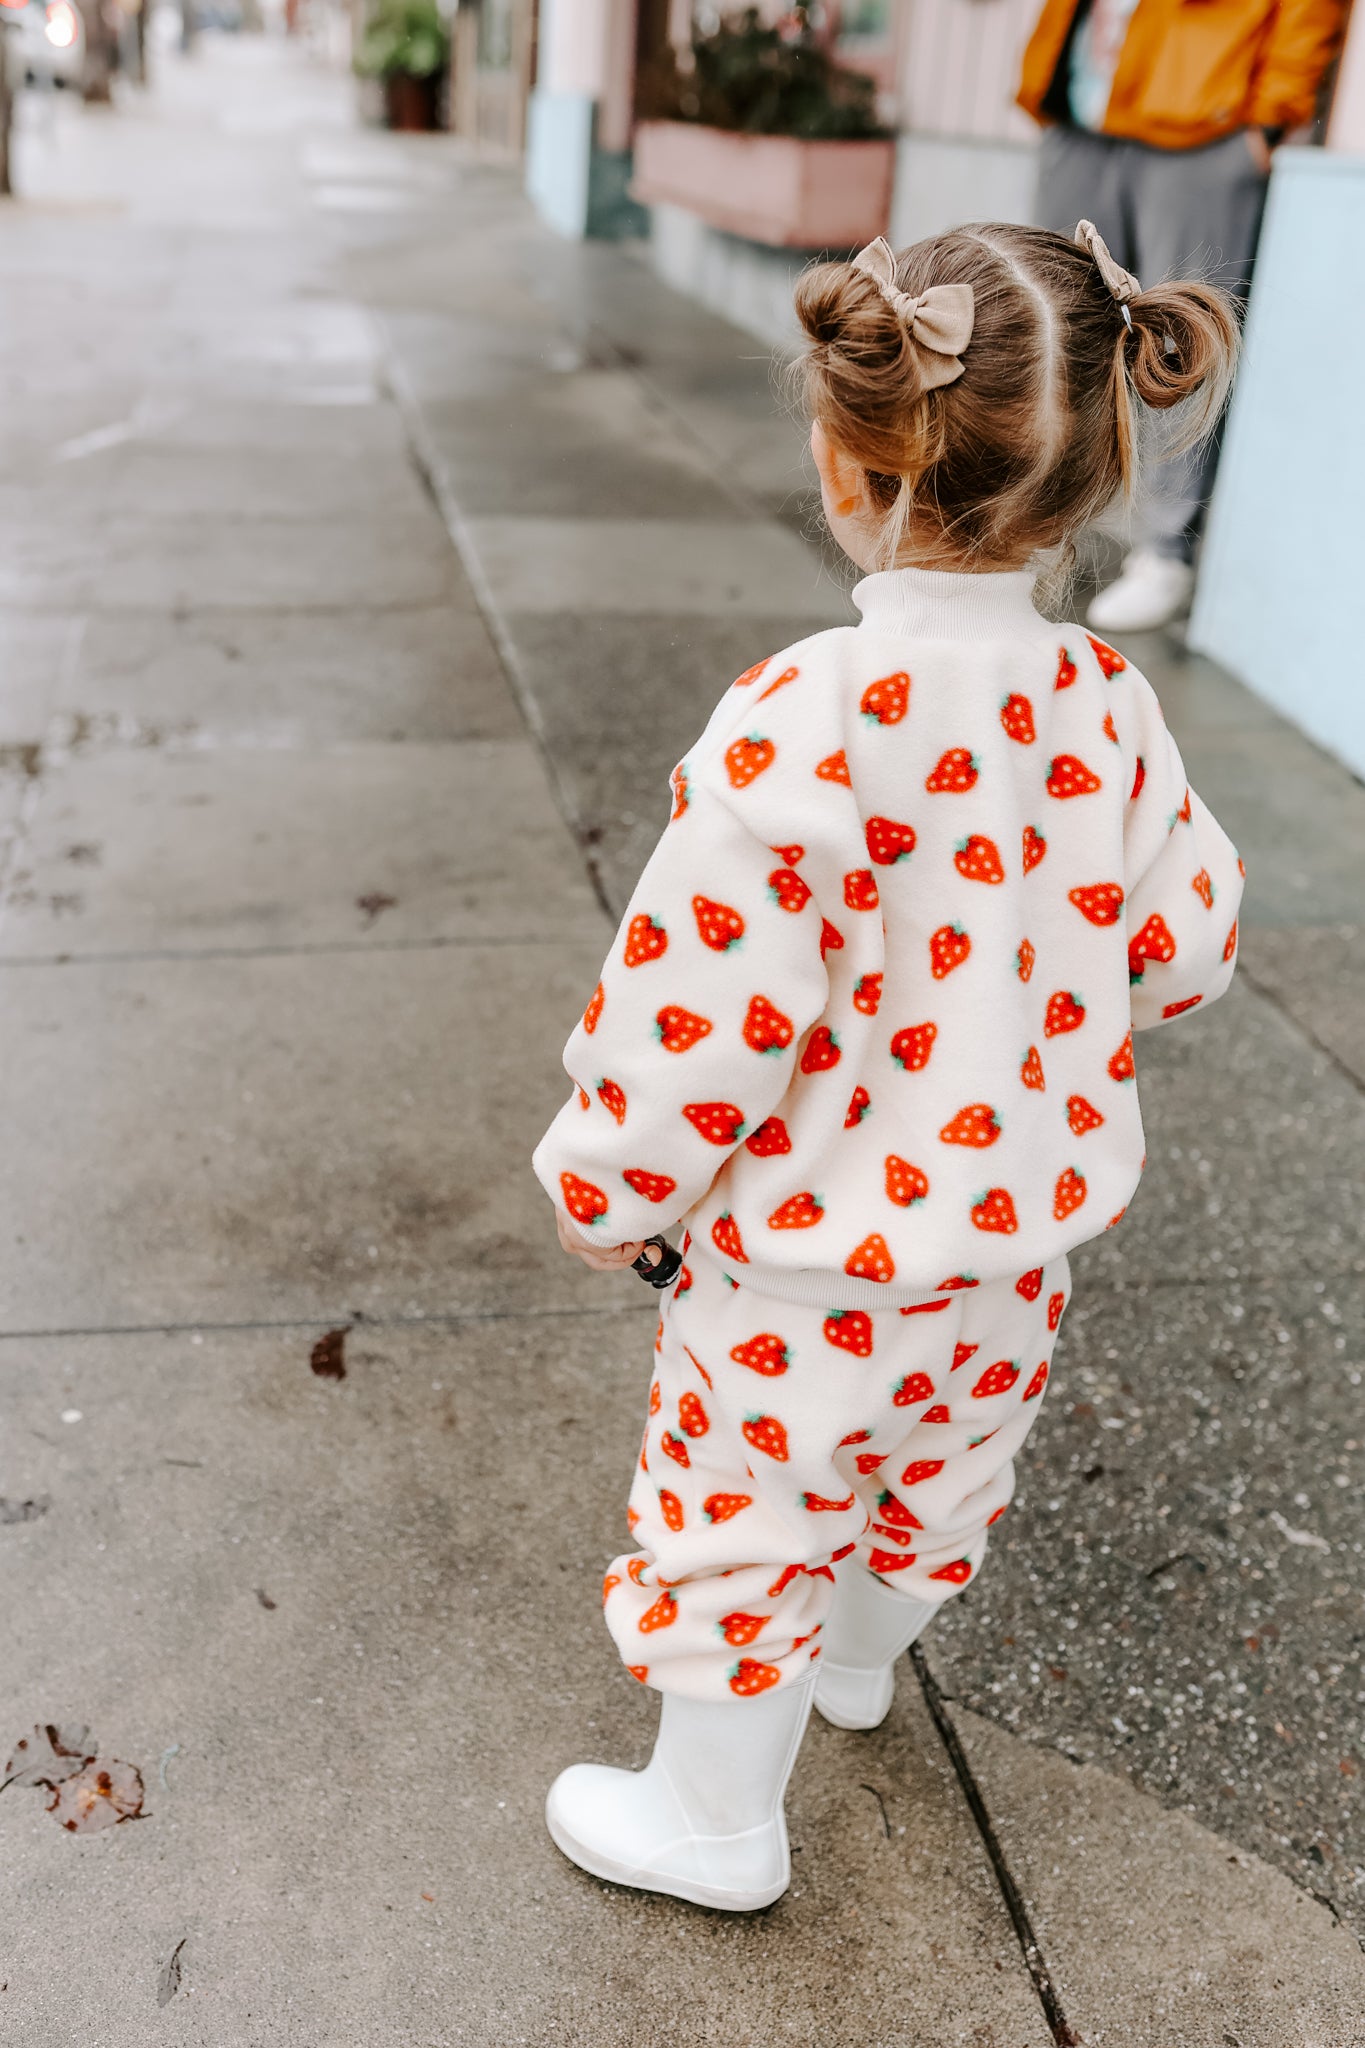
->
[876,1491,924,1529]
[802,1490,856,1512]
[844,868,880,911]
[893,1372,936,1408]
[669,764,689,819]
[768,1192,824,1230]
[925,747,978,793]
[683,1101,745,1146]
[1017,938,1036,983]
[824,1310,873,1357]
[972,1359,1019,1399]
[623,1168,677,1203]
[923,1404,952,1423]
[866,815,917,866]
[930,924,971,978]
[1056,646,1077,689]
[1015,1267,1043,1301]
[660,1430,690,1468]
[733,657,771,689]
[890,1021,937,1071]
[603,1571,622,1602]
[1102,711,1119,744]
[1044,990,1086,1037]
[1069,881,1125,926]
[1047,754,1102,798]
[901,1459,945,1485]
[743,1414,790,1462]
[845,1085,871,1128]
[856,1450,888,1475]
[659,1489,684,1532]
[800,1026,842,1073]
[1107,1031,1135,1082]
[745,1116,792,1157]
[937,1274,979,1291]
[639,1591,678,1633]
[711,1212,749,1262]
[1021,1044,1046,1091]
[1086,633,1126,677]
[583,982,605,1033]
[940,1102,1001,1148]
[1000,693,1036,744]
[768,866,811,913]
[625,1663,649,1683]
[1128,913,1176,979]
[1047,1291,1065,1330]
[758,665,799,703]
[772,842,804,866]
[730,1331,791,1376]
[1022,1361,1049,1401]
[693,894,744,952]
[971,1186,1018,1234]
[819,918,845,956]
[649,1380,662,1415]
[628,1556,648,1586]
[1066,1095,1104,1135]
[624,914,667,967]
[872,1523,914,1549]
[885,1154,929,1207]
[560,1172,608,1227]
[656,1004,712,1052]
[725,734,775,789]
[953,1341,979,1371]
[1223,919,1238,963]
[1163,995,1204,1018]
[955,834,1005,885]
[767,1563,802,1598]
[839,1428,872,1447]
[861,671,910,725]
[720,1612,770,1647]
[853,972,883,1016]
[577,1087,590,1110]
[597,1078,626,1124]
[846,1233,895,1283]
[1131,756,1146,801]
[815,750,851,785]
[676,1262,694,1298]
[678,1390,709,1438]
[870,1549,916,1574]
[743,993,795,1055]
[1022,824,1047,872]
[730,1658,781,1697]
[899,1298,951,1315]
[929,1559,973,1585]
[1054,1166,1087,1219]
[704,1492,753,1524]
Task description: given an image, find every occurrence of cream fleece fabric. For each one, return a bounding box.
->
[534,567,1243,1307]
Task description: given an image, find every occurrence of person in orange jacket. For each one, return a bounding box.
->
[1019,0,1346,630]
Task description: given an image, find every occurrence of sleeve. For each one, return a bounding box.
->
[1245,0,1347,131]
[1121,678,1245,1033]
[533,774,830,1246]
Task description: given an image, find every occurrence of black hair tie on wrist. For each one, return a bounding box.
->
[633,1235,684,1289]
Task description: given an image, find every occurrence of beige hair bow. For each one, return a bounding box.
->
[850,236,975,391]
[1075,219,1141,318]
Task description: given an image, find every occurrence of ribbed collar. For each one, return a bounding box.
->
[852,566,1044,640]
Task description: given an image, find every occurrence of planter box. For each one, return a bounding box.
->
[631,120,894,250]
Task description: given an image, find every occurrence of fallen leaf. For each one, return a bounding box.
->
[356,892,396,927]
[3,1723,94,1791]
[157,1938,187,2008]
[309,1329,347,1381]
[0,1498,49,1525]
[47,1759,145,1832]
[255,1589,277,1611]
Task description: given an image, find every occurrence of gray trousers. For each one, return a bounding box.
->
[1036,126,1269,561]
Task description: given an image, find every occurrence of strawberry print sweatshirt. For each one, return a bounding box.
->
[534,567,1244,1309]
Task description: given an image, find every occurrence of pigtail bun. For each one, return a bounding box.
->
[1123,280,1241,442]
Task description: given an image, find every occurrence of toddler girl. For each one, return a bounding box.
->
[533,220,1244,1911]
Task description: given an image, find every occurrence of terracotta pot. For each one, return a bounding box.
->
[384,70,440,132]
[631,120,895,249]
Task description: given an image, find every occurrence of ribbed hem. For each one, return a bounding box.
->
[852,566,1046,641]
[689,1245,960,1313]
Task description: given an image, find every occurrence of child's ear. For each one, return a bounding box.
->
[810,421,867,520]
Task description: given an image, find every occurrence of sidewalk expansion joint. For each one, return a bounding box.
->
[0,1301,650,1345]
[0,933,603,969]
[1236,957,1365,1099]
[911,1645,1085,2047]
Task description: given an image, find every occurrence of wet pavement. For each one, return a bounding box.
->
[0,35,1361,2047]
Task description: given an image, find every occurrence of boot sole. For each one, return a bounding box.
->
[813,1696,890,1731]
[545,1806,790,1913]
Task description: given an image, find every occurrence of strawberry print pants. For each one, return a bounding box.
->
[603,1252,1070,1701]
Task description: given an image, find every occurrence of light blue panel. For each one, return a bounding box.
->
[526,88,594,240]
[1189,150,1365,779]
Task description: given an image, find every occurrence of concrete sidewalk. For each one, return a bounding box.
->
[0,39,1361,2048]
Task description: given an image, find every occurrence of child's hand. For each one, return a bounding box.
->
[556,1211,649,1273]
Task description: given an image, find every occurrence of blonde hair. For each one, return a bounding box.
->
[795,222,1241,571]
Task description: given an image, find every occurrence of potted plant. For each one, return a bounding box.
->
[632,6,895,250]
[354,0,448,133]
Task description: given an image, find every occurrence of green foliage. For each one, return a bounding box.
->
[639,6,886,141]
[354,0,448,81]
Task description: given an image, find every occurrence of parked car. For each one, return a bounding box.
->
[3,0,85,88]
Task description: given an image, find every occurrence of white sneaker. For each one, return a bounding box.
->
[546,1675,815,1912]
[1086,549,1194,634]
[814,1569,938,1732]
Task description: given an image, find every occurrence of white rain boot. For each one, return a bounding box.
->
[545,1674,815,1912]
[1086,548,1194,633]
[814,1570,938,1731]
